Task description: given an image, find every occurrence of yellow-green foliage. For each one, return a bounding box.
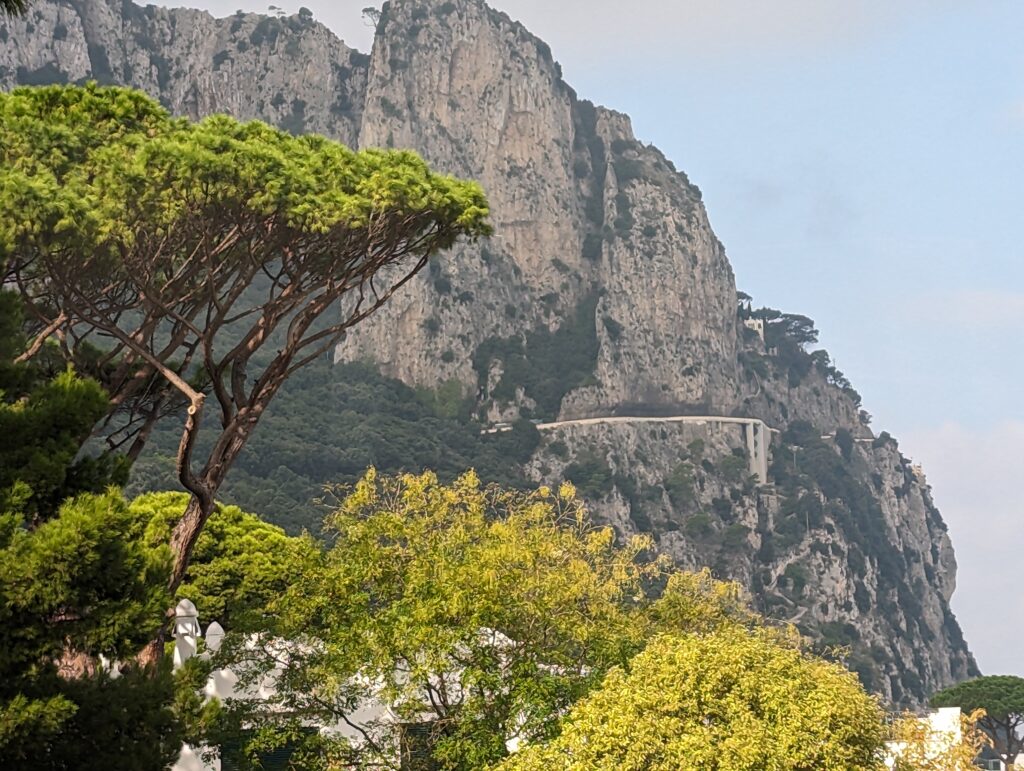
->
[267,471,661,768]
[648,568,758,636]
[497,630,887,771]
[134,491,316,628]
[228,471,767,769]
[890,708,990,771]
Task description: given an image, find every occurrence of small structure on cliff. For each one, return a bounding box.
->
[743,317,766,342]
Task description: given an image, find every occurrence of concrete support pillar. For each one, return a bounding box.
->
[745,421,769,485]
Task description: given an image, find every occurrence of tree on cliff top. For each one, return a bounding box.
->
[0,84,490,607]
[931,675,1024,768]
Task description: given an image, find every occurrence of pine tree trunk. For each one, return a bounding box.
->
[168,493,214,594]
[139,494,214,667]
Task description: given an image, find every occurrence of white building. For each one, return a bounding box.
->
[743,317,765,342]
[883,706,1020,771]
[169,600,458,770]
[884,707,962,769]
[172,604,1019,771]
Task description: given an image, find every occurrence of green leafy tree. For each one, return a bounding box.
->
[1,84,490,607]
[220,471,754,769]
[26,664,183,771]
[496,630,887,771]
[931,675,1024,768]
[0,492,177,767]
[134,491,318,629]
[0,294,128,522]
[0,290,182,767]
[646,568,757,635]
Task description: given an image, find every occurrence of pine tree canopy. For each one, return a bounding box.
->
[0,82,490,592]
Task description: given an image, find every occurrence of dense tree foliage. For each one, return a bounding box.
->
[0,491,178,768]
[0,83,490,595]
[931,675,1024,766]
[0,292,179,767]
[135,491,317,629]
[0,294,128,522]
[128,359,541,534]
[497,630,887,771]
[219,471,757,769]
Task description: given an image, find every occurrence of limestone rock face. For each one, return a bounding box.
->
[528,412,971,701]
[1,0,976,704]
[0,0,367,146]
[340,0,739,416]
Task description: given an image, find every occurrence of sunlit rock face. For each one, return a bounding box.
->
[2,0,977,704]
[0,0,367,145]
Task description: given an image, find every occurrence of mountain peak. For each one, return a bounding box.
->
[0,0,977,705]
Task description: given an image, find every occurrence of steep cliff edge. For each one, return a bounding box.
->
[0,0,367,144]
[0,0,977,703]
[348,0,739,418]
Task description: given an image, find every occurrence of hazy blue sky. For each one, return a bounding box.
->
[162,0,1024,676]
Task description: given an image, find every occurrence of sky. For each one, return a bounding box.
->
[160,0,1024,677]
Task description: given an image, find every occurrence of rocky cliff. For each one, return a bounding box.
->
[0,0,978,704]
